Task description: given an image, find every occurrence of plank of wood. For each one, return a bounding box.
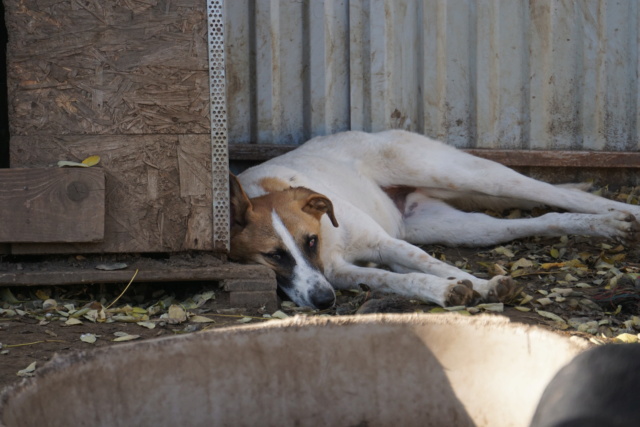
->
[0,264,274,287]
[0,168,104,242]
[229,144,640,168]
[465,149,640,168]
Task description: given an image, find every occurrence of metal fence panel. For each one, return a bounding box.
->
[225,0,640,150]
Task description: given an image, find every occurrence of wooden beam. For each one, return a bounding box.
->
[0,168,105,243]
[0,263,274,287]
[229,144,640,168]
[465,149,640,168]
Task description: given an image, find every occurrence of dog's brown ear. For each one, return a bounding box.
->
[229,173,252,231]
[303,194,339,228]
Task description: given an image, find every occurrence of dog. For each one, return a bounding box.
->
[229,130,640,309]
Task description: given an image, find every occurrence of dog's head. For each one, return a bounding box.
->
[229,174,339,309]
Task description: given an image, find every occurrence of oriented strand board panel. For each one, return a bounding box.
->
[5,0,210,136]
[0,168,104,242]
[5,0,216,253]
[10,135,212,254]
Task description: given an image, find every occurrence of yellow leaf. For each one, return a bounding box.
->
[540,262,562,270]
[519,294,534,305]
[190,315,216,323]
[494,246,515,258]
[514,306,531,312]
[550,248,560,259]
[113,334,140,342]
[511,257,535,271]
[35,289,50,300]
[81,155,100,167]
[615,333,639,344]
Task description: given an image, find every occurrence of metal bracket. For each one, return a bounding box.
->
[207,0,230,252]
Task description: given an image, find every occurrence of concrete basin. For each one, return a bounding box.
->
[0,314,588,427]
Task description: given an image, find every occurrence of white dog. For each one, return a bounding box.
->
[229,130,639,309]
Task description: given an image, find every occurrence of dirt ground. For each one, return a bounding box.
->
[1,189,640,392]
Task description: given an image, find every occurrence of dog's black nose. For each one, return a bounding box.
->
[312,288,336,310]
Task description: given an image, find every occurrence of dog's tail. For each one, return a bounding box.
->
[445,183,592,212]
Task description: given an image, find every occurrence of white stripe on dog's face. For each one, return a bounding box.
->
[271,211,335,309]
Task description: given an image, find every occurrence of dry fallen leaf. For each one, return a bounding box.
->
[112,332,140,342]
[190,315,216,324]
[80,333,97,344]
[476,302,504,312]
[81,155,100,167]
[64,318,83,326]
[511,258,535,271]
[17,362,37,377]
[615,333,639,344]
[167,304,188,324]
[494,246,515,258]
[57,160,88,168]
[137,321,156,329]
[271,310,290,319]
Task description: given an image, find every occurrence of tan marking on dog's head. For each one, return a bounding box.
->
[229,174,338,266]
[229,174,339,309]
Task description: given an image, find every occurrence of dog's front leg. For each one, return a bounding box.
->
[326,261,479,307]
[376,239,517,304]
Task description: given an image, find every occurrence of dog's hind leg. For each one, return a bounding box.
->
[369,130,640,217]
[402,194,640,246]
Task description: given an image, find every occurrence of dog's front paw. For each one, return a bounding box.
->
[612,211,640,243]
[483,275,519,303]
[445,279,481,307]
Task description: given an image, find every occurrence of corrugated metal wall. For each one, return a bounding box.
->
[225,0,640,151]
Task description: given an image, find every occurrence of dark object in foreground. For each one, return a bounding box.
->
[531,344,640,427]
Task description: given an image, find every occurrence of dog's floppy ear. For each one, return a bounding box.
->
[229,173,252,231]
[302,193,339,228]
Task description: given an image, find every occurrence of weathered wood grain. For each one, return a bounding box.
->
[10,135,213,254]
[4,0,210,136]
[0,264,274,287]
[229,144,640,168]
[0,168,105,242]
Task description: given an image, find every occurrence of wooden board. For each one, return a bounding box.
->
[0,264,273,287]
[229,144,640,168]
[10,135,213,254]
[0,168,104,242]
